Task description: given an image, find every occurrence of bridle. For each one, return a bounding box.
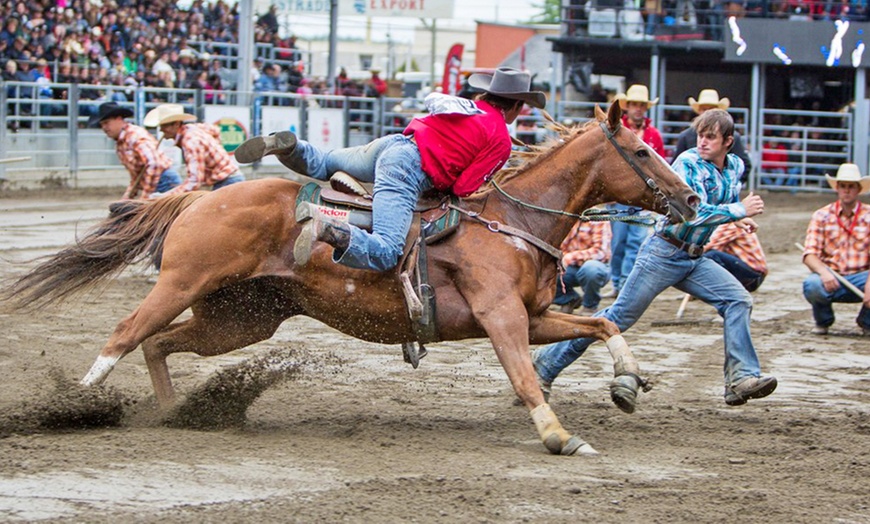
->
[598,121,672,216]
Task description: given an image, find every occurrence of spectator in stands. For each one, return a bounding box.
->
[90,101,181,200]
[673,89,752,182]
[254,62,280,93]
[802,163,870,336]
[143,103,244,194]
[365,69,388,98]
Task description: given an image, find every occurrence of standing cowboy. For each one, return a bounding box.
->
[143,104,245,195]
[234,67,546,273]
[532,109,778,407]
[91,102,181,200]
[673,89,752,180]
[802,163,870,336]
[605,84,663,298]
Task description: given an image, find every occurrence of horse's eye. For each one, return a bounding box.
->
[636,149,649,158]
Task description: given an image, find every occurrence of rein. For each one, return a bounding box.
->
[453,120,672,264]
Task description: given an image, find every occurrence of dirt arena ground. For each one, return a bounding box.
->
[0,187,868,523]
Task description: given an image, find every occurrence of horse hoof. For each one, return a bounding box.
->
[610,375,640,414]
[561,436,599,456]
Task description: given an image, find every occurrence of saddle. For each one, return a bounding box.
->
[295,172,462,368]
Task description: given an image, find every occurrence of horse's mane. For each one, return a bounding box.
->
[471,116,600,196]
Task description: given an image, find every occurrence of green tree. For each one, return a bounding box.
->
[527,0,561,24]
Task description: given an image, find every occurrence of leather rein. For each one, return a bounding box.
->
[460,121,671,263]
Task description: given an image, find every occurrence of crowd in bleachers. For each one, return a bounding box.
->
[2,1,393,115]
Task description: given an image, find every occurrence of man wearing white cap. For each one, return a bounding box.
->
[802,163,870,336]
[143,104,244,195]
[605,84,664,298]
[673,89,752,181]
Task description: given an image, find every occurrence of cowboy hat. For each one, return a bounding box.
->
[143,104,196,127]
[88,101,133,127]
[616,84,658,110]
[467,67,546,109]
[825,163,870,193]
[689,89,731,114]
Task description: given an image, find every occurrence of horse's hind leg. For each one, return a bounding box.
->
[81,276,205,387]
[141,280,297,406]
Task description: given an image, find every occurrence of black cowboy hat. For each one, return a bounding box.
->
[467,67,546,109]
[88,102,134,127]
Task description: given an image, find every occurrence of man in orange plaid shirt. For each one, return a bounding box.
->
[553,220,611,315]
[703,221,767,292]
[802,163,870,336]
[144,104,245,196]
[90,102,182,200]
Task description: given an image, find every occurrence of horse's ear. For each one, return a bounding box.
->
[594,104,606,121]
[607,99,623,132]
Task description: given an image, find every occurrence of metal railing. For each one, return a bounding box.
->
[0,80,860,193]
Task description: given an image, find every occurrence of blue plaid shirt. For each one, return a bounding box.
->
[657,148,747,246]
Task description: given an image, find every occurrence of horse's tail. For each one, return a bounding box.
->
[2,191,208,309]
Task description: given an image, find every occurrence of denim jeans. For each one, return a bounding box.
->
[212,173,245,190]
[802,270,870,329]
[534,235,762,386]
[608,204,649,292]
[554,260,609,309]
[294,134,433,271]
[704,250,766,293]
[156,168,182,193]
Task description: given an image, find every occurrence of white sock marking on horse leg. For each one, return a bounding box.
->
[80,355,120,386]
[606,334,641,376]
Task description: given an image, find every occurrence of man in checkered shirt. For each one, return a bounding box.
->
[143,104,245,196]
[801,163,870,337]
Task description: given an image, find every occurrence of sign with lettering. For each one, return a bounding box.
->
[269,0,454,18]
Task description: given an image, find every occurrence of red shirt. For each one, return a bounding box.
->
[404,100,511,197]
[116,123,174,200]
[621,114,665,157]
[165,123,237,194]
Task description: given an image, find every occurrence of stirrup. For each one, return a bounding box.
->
[401,341,428,369]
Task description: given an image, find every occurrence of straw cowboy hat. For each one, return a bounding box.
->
[88,101,133,127]
[143,104,197,128]
[689,89,731,114]
[616,84,658,110]
[825,163,870,193]
[467,67,546,109]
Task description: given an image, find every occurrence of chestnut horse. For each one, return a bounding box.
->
[3,102,698,455]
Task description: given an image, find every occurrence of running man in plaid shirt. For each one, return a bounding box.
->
[144,104,245,196]
[801,163,870,337]
[90,102,181,200]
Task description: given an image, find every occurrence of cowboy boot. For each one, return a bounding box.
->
[234,131,308,174]
[294,203,352,266]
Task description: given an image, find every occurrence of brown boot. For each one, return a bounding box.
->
[293,203,351,266]
[234,131,306,175]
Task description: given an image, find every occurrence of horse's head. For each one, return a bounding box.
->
[593,102,699,223]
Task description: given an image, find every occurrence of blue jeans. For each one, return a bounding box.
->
[802,270,870,329]
[212,173,245,190]
[554,260,609,309]
[608,204,649,292]
[294,134,433,271]
[704,250,766,293]
[535,235,763,387]
[156,169,182,193]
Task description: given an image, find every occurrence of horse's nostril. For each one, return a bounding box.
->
[688,195,701,209]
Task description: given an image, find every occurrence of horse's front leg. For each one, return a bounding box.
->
[470,299,597,456]
[528,311,649,414]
